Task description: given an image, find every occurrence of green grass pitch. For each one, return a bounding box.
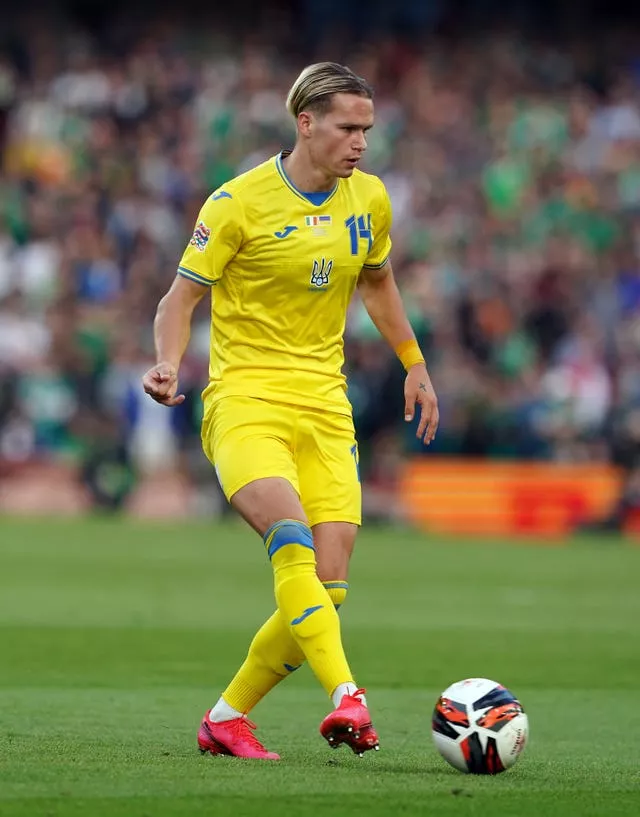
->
[1,516,639,816]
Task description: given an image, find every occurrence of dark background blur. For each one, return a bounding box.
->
[2,0,640,527]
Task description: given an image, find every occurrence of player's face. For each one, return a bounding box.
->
[309,93,374,178]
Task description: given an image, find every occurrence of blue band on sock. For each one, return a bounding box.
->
[322,581,349,591]
[263,518,300,544]
[264,520,314,560]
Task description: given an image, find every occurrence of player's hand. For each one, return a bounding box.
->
[142,362,185,407]
[404,363,439,445]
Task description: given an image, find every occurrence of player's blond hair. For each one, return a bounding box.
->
[286,62,373,119]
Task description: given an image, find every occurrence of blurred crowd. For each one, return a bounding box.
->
[2,5,640,522]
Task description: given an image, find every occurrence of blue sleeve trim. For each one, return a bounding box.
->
[177,266,214,287]
[362,255,390,270]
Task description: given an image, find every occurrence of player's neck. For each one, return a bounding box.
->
[281,149,337,193]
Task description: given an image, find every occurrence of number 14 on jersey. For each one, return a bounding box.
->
[345,214,373,255]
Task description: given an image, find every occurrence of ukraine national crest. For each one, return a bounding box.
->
[310,257,333,288]
[189,221,211,252]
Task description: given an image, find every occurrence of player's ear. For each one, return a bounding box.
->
[297,111,313,138]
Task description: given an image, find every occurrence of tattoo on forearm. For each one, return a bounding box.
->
[419,382,427,393]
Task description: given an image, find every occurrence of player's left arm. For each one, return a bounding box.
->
[357,260,439,444]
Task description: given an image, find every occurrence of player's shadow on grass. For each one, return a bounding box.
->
[378,763,460,777]
[322,758,457,776]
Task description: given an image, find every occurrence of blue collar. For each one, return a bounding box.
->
[275,151,339,207]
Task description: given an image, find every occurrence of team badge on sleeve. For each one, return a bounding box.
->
[189,221,211,252]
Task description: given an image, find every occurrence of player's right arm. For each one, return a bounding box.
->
[142,189,244,406]
[142,276,207,406]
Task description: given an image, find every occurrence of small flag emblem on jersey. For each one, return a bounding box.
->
[189,221,211,252]
[305,215,332,227]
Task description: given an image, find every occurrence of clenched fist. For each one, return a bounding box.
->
[142,362,185,407]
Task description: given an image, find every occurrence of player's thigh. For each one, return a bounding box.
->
[296,410,362,528]
[232,477,308,536]
[203,397,302,533]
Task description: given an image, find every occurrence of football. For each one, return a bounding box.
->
[432,678,528,774]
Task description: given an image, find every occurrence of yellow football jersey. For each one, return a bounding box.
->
[177,151,392,416]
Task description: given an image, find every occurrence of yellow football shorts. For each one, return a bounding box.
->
[201,396,361,527]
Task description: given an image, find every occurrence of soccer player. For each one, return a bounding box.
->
[142,62,438,760]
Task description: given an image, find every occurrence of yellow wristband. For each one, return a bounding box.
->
[395,339,425,372]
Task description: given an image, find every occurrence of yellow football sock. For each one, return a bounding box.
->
[222,580,350,713]
[322,580,349,610]
[221,609,304,713]
[266,519,354,697]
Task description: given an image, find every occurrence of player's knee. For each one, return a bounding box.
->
[322,580,349,610]
[264,519,315,569]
